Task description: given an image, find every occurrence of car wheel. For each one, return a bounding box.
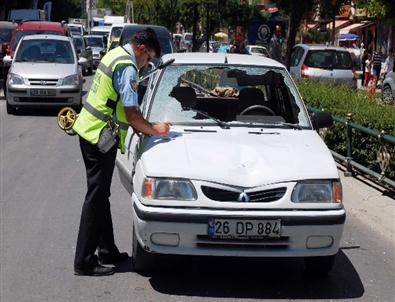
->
[304,254,336,276]
[132,226,154,272]
[6,101,16,114]
[382,85,394,104]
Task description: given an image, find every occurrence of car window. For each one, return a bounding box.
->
[0,28,13,43]
[12,30,62,50]
[69,26,81,35]
[304,50,336,69]
[148,65,310,127]
[15,39,74,64]
[290,47,304,67]
[86,36,103,47]
[334,51,353,69]
[111,27,123,39]
[72,37,84,50]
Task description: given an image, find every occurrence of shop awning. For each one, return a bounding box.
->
[339,22,374,34]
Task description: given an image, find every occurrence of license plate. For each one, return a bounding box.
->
[208,219,281,238]
[31,89,56,96]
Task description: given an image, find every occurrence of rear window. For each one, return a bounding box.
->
[13,30,62,50]
[304,50,353,70]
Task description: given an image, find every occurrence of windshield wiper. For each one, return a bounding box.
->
[278,122,302,130]
[189,108,230,129]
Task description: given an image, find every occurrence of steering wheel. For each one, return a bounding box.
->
[240,105,275,116]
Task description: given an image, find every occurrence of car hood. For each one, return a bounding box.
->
[139,127,338,187]
[11,62,77,78]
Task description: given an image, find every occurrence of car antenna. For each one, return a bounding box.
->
[224,56,228,64]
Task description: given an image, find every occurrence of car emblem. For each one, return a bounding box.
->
[238,192,250,202]
[40,80,47,85]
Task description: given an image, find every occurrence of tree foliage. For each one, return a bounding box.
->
[357,0,395,25]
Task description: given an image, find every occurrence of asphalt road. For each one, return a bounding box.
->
[0,75,394,302]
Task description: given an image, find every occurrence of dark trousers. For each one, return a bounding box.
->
[74,136,119,269]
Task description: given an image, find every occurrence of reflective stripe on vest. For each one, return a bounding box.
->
[72,46,138,153]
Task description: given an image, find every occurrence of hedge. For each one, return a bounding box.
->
[296,80,395,180]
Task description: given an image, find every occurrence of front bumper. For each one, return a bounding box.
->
[7,83,82,108]
[132,194,345,258]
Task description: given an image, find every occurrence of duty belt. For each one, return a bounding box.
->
[83,102,129,130]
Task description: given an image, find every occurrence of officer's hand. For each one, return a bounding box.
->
[153,122,172,136]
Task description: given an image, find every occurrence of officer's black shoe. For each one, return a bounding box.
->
[98,252,129,265]
[74,264,115,276]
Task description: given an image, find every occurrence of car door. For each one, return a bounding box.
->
[289,46,304,79]
[116,69,159,194]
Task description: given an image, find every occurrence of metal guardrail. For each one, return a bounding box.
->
[308,106,395,189]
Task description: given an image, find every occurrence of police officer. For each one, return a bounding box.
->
[73,28,171,276]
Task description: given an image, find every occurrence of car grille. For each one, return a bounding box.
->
[18,97,69,103]
[201,186,286,202]
[28,79,59,86]
[195,235,289,250]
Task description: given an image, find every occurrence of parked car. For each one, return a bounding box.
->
[69,23,85,36]
[246,45,269,57]
[72,35,93,75]
[116,53,345,275]
[382,70,395,104]
[84,34,105,68]
[6,34,84,114]
[290,44,357,88]
[0,21,16,88]
[2,21,70,97]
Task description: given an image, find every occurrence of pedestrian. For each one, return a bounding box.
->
[72,28,171,276]
[382,48,394,77]
[372,47,382,90]
[269,25,283,64]
[364,52,372,88]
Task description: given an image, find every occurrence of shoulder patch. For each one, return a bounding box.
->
[130,80,138,92]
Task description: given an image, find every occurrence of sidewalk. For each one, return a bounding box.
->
[339,164,395,244]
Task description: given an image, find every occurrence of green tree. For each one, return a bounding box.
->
[357,0,395,25]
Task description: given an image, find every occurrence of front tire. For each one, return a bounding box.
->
[132,226,154,272]
[6,101,16,114]
[304,255,336,276]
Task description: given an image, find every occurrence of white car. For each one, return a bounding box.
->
[382,70,395,104]
[116,53,345,275]
[246,45,269,57]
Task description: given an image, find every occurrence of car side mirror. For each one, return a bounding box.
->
[1,42,9,54]
[86,46,91,51]
[310,111,333,129]
[78,57,87,65]
[3,55,12,65]
[76,49,81,55]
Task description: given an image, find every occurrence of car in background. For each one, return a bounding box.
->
[6,34,84,114]
[108,37,120,51]
[382,70,395,104]
[246,45,269,57]
[290,44,357,88]
[108,23,124,51]
[72,35,93,75]
[180,32,193,52]
[1,21,17,88]
[199,40,220,53]
[69,23,85,36]
[116,53,345,275]
[2,21,71,98]
[173,33,182,52]
[84,34,105,68]
[7,9,46,23]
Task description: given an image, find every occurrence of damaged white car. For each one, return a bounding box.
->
[116,53,345,275]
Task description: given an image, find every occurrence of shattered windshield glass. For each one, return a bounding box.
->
[148,65,310,128]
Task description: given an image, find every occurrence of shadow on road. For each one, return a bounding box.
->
[144,250,363,299]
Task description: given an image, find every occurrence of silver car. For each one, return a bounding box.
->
[290,44,357,88]
[6,34,84,114]
[84,34,105,69]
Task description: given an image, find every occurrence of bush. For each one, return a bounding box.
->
[296,80,395,180]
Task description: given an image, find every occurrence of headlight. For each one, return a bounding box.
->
[8,73,24,85]
[63,74,79,86]
[142,178,197,200]
[291,180,342,203]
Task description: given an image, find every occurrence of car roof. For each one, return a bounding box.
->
[84,35,103,38]
[21,34,70,41]
[91,26,111,32]
[0,21,17,29]
[16,21,64,31]
[162,53,285,68]
[295,44,349,51]
[123,23,170,35]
